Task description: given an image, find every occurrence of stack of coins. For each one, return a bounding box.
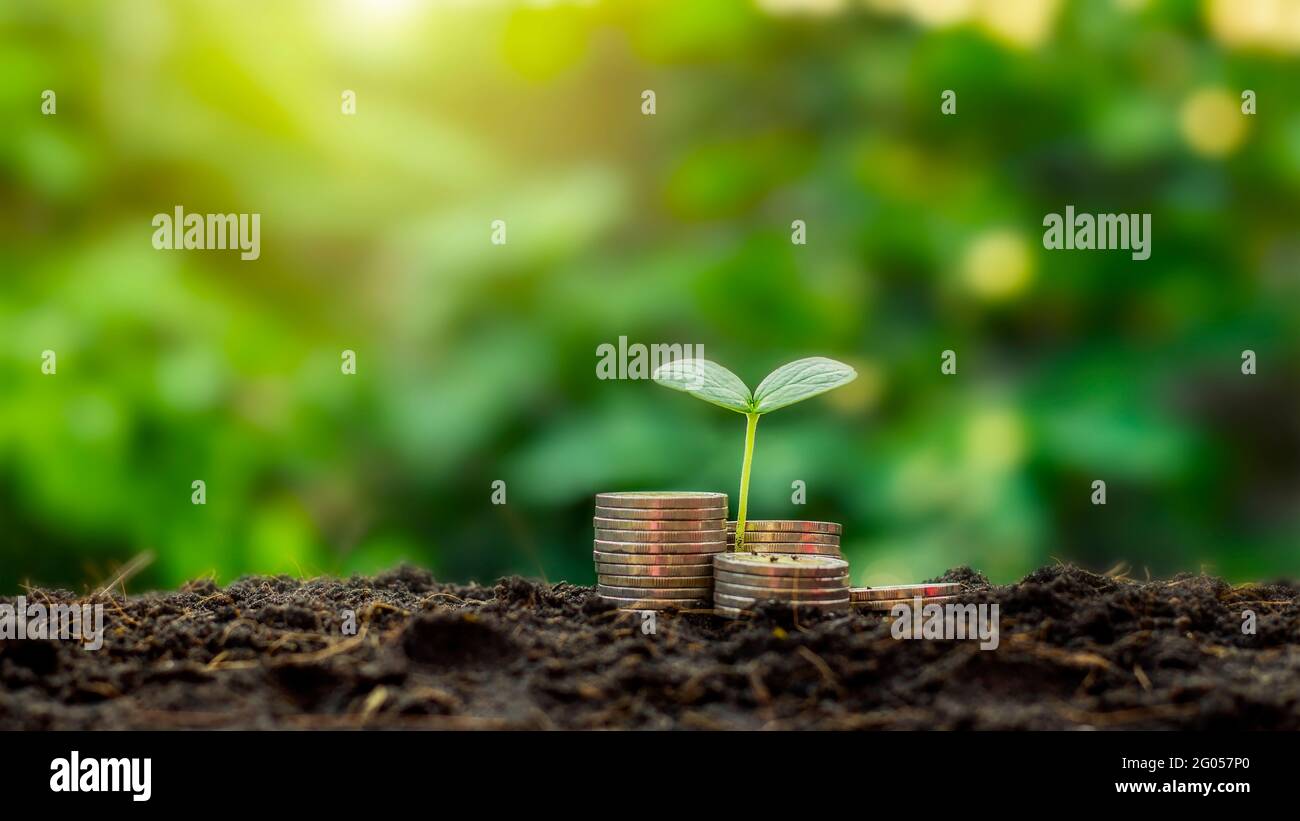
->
[726,520,842,556]
[851,582,964,611]
[593,492,727,610]
[712,553,850,618]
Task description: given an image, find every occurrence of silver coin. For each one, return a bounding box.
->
[597,574,714,589]
[850,583,964,601]
[598,595,712,610]
[713,592,850,611]
[714,553,849,578]
[594,528,726,543]
[855,595,960,611]
[712,604,752,619]
[594,539,726,555]
[726,530,839,546]
[598,584,711,600]
[725,541,842,556]
[593,550,724,565]
[713,569,849,589]
[726,520,842,535]
[713,580,847,601]
[597,492,728,509]
[593,517,725,532]
[595,563,716,577]
[595,506,727,521]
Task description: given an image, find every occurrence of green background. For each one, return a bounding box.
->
[4,0,1300,592]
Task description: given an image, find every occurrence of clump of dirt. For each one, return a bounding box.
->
[401,611,519,667]
[927,566,991,587]
[1,564,1297,729]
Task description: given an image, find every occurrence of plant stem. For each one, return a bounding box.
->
[734,412,759,553]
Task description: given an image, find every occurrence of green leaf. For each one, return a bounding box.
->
[653,358,753,414]
[751,357,857,414]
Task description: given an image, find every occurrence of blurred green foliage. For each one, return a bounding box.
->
[4,0,1300,591]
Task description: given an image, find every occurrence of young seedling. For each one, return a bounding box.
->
[652,357,857,552]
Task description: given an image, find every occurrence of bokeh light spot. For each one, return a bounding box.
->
[961,229,1035,302]
[1179,87,1248,157]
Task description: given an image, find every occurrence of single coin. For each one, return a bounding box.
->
[596,492,728,509]
[714,552,849,578]
[593,551,723,565]
[850,583,964,601]
[596,563,715,577]
[594,517,724,532]
[598,584,710,600]
[713,569,848,589]
[854,595,960,611]
[596,506,727,521]
[711,604,844,619]
[713,592,850,611]
[725,530,839,545]
[726,520,842,535]
[594,528,726,543]
[712,604,751,619]
[726,541,842,556]
[594,539,726,555]
[597,574,713,589]
[713,580,847,601]
[717,566,847,587]
[599,595,712,610]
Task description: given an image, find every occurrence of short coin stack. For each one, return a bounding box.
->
[713,552,850,617]
[593,492,727,610]
[726,520,842,556]
[850,582,964,611]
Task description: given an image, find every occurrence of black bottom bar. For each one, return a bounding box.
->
[1,730,1285,808]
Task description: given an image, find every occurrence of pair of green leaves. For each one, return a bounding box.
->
[652,357,857,415]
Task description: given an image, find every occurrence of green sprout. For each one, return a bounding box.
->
[652,357,857,552]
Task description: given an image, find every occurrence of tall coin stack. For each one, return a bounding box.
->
[712,553,851,617]
[726,520,842,556]
[593,492,727,610]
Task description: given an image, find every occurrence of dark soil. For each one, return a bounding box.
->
[3,564,1298,729]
